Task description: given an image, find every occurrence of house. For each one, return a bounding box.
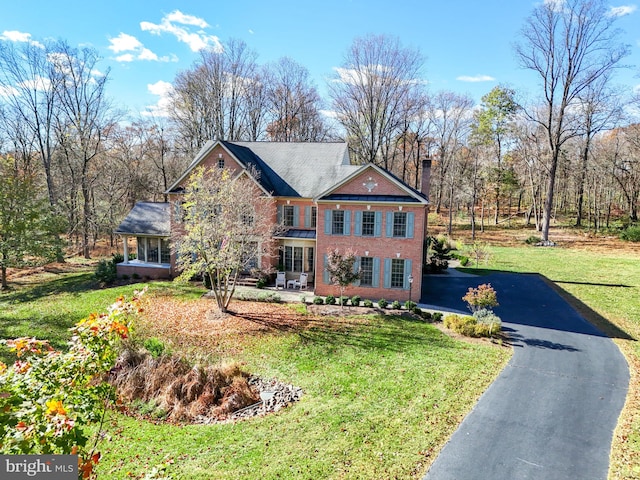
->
[115,140,430,302]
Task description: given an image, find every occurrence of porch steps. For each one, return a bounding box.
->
[236,276,259,287]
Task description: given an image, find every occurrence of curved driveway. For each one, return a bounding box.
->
[421,272,629,480]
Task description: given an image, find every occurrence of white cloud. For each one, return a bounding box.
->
[108,33,143,53]
[142,80,174,117]
[248,29,254,35]
[608,5,637,16]
[109,32,167,62]
[544,0,565,11]
[0,30,44,48]
[140,10,222,52]
[456,75,496,82]
[0,85,20,98]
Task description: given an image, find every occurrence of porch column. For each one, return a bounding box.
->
[123,236,129,263]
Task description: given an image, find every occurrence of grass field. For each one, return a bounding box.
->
[0,268,509,479]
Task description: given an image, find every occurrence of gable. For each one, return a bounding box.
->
[315,164,428,204]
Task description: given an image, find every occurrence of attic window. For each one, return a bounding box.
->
[217,158,224,169]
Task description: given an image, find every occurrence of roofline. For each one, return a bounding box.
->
[313,163,428,205]
[114,232,171,237]
[315,199,425,206]
[165,140,249,194]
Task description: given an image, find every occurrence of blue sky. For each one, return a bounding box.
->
[1,0,639,117]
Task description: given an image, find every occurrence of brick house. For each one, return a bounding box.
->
[115,140,430,302]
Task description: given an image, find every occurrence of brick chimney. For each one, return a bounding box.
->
[420,158,432,200]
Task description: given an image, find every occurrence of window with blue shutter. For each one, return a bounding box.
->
[383,258,392,288]
[372,257,380,287]
[354,211,362,236]
[406,212,414,238]
[293,205,300,227]
[344,210,351,235]
[403,259,413,289]
[323,254,330,284]
[386,212,393,237]
[324,210,332,235]
[304,206,311,228]
[374,211,382,237]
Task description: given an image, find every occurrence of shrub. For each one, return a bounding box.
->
[132,273,140,280]
[313,296,324,305]
[463,283,499,312]
[444,312,501,338]
[350,295,361,307]
[256,277,267,289]
[432,312,443,322]
[95,258,117,285]
[426,236,450,273]
[143,337,166,358]
[257,292,281,303]
[412,306,422,315]
[377,298,388,309]
[340,296,349,306]
[473,308,502,336]
[620,226,640,242]
[404,300,417,310]
[363,299,374,308]
[391,300,402,310]
[326,295,336,305]
[525,235,542,245]
[422,311,433,321]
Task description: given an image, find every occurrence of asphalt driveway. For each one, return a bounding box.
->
[420,272,629,480]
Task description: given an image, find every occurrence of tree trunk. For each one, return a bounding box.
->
[541,149,560,241]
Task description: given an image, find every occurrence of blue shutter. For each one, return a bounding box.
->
[374,211,382,237]
[324,210,331,235]
[304,206,311,228]
[293,205,300,227]
[323,254,330,284]
[404,259,413,289]
[353,257,360,286]
[354,211,362,236]
[277,205,283,224]
[372,257,380,287]
[407,212,414,238]
[344,210,351,235]
[383,258,391,288]
[386,212,393,237]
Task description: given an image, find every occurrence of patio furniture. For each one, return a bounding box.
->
[290,272,308,290]
[275,271,286,289]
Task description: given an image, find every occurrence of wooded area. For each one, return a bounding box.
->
[0,0,638,260]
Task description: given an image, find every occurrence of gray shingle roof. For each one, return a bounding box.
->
[115,202,171,236]
[226,141,360,198]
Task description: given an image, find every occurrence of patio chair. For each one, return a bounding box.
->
[275,271,286,290]
[293,272,308,290]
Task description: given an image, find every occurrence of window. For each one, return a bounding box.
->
[218,158,224,169]
[391,259,405,288]
[332,210,344,235]
[311,207,317,228]
[283,246,303,272]
[305,247,315,272]
[393,212,407,237]
[283,205,295,226]
[360,257,373,286]
[362,211,375,236]
[137,238,145,261]
[160,239,171,263]
[241,213,254,226]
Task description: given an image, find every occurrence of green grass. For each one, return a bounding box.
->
[468,245,640,478]
[0,270,203,363]
[0,267,510,479]
[98,315,507,479]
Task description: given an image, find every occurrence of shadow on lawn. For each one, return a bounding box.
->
[1,272,96,304]
[236,309,455,353]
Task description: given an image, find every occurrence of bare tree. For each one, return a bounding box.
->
[328,34,425,167]
[175,166,277,313]
[52,42,113,258]
[515,0,629,241]
[0,40,62,205]
[263,57,329,142]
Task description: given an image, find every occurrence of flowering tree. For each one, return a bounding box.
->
[325,247,360,310]
[0,290,145,479]
[462,283,498,313]
[175,166,277,313]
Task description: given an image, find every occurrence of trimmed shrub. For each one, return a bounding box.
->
[444,313,501,338]
[257,292,281,303]
[340,296,349,306]
[377,298,388,309]
[313,296,324,305]
[463,284,499,312]
[391,300,402,310]
[412,306,422,315]
[325,295,336,305]
[363,299,374,308]
[350,295,361,307]
[473,308,502,336]
[95,257,117,285]
[432,312,443,322]
[404,300,417,310]
[421,311,433,321]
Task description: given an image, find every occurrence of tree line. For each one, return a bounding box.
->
[0,0,638,266]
